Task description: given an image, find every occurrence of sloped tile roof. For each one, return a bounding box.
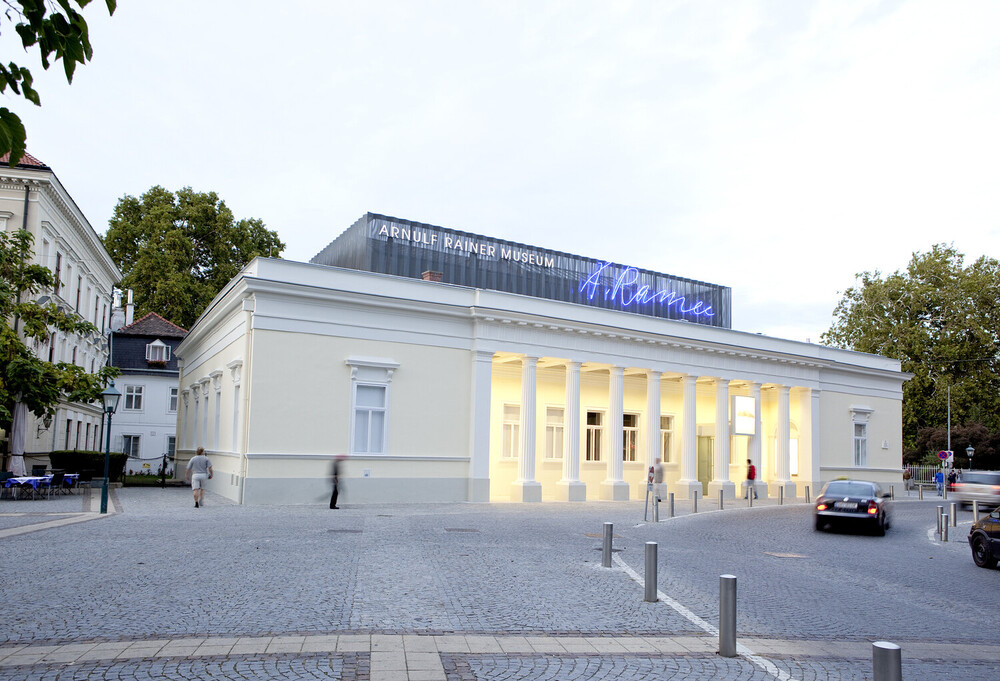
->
[116,312,188,338]
[0,151,50,169]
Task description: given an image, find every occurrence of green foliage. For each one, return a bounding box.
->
[0,229,118,426]
[49,449,126,480]
[0,0,116,165]
[822,244,1000,454]
[103,186,286,329]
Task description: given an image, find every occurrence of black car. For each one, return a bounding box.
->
[814,479,892,535]
[968,507,1000,569]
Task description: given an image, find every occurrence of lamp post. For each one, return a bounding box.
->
[100,381,121,515]
[966,445,975,471]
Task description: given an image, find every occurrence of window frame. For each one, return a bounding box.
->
[123,385,144,411]
[585,410,604,462]
[122,434,140,458]
[544,406,564,460]
[622,412,639,462]
[660,415,675,463]
[350,381,388,455]
[168,386,178,414]
[146,340,171,363]
[501,403,520,460]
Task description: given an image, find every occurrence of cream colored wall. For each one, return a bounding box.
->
[819,391,903,484]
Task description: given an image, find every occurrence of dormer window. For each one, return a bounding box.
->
[146,340,170,363]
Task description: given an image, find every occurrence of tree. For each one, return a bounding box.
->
[822,244,1000,458]
[1,0,116,166]
[103,186,286,329]
[0,228,117,429]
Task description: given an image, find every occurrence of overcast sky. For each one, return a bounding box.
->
[8,0,999,343]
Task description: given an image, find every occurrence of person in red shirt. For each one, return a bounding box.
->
[745,458,758,499]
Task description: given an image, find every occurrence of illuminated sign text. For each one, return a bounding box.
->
[580,262,714,318]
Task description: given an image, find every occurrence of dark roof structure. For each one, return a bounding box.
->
[116,312,188,338]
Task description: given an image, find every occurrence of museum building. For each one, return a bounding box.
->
[174,213,907,505]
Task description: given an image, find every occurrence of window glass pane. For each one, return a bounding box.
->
[623,414,637,428]
[356,385,385,408]
[354,410,370,452]
[504,404,520,420]
[587,411,602,426]
[546,407,563,425]
[369,411,384,452]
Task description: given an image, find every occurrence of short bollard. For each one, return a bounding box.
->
[644,542,658,602]
[919,485,923,500]
[973,500,980,522]
[779,487,784,506]
[805,485,810,503]
[668,492,675,518]
[942,514,949,541]
[653,495,660,523]
[943,483,948,500]
[889,485,894,500]
[872,641,902,681]
[936,506,943,536]
[719,489,724,510]
[602,522,613,568]
[692,490,699,513]
[719,574,737,657]
[950,502,957,527]
[748,486,753,507]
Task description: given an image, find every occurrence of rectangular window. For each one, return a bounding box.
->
[85,423,91,450]
[75,275,82,312]
[54,252,62,294]
[660,416,674,463]
[122,434,140,457]
[502,404,520,459]
[853,423,867,467]
[352,384,386,454]
[168,387,178,413]
[146,342,171,362]
[124,385,143,411]
[622,413,638,462]
[586,411,603,462]
[544,407,564,460]
[166,436,176,458]
[64,418,72,449]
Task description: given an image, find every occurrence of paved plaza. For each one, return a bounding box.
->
[1,485,997,680]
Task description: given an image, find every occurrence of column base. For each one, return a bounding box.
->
[707,480,737,500]
[599,480,630,501]
[673,479,703,500]
[556,480,587,502]
[768,480,797,499]
[740,481,763,499]
[510,480,542,502]
[468,477,490,502]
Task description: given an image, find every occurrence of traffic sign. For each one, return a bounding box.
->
[938,450,952,460]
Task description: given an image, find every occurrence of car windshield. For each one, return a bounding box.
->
[824,481,876,498]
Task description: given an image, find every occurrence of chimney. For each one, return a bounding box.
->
[421,270,443,282]
[125,289,134,326]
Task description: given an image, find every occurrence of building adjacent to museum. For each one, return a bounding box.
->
[175,213,907,505]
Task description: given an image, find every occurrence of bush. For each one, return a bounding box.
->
[48,450,128,481]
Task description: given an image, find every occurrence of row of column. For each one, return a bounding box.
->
[486,353,797,502]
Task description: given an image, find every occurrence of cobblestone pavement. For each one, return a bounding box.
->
[0,486,997,680]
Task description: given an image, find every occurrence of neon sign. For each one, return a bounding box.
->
[579,262,714,318]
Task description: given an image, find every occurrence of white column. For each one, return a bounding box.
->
[601,366,630,500]
[708,378,736,499]
[469,350,493,502]
[645,370,665,499]
[557,361,586,501]
[674,374,701,500]
[748,382,762,499]
[809,388,821,494]
[771,384,796,498]
[511,355,542,502]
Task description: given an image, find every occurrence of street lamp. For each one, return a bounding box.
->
[100,381,121,514]
[966,445,975,470]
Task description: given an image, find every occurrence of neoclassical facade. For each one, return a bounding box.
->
[175,246,906,505]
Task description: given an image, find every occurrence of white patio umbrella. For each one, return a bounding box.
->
[9,401,27,476]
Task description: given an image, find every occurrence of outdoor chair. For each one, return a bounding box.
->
[0,471,12,499]
[38,472,64,499]
[31,465,47,476]
[78,470,94,490]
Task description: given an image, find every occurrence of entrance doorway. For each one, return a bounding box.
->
[697,436,714,496]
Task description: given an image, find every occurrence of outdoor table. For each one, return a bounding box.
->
[3,473,80,499]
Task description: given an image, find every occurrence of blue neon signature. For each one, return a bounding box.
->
[579,262,714,318]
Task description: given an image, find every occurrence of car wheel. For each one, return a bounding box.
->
[972,535,997,569]
[874,514,885,536]
[814,517,824,532]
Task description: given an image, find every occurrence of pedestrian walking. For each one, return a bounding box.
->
[744,458,758,499]
[185,447,212,508]
[934,469,944,496]
[902,468,912,493]
[652,457,665,500]
[330,455,345,509]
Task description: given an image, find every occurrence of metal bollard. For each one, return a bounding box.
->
[942,514,949,542]
[719,489,724,511]
[950,502,957,527]
[602,522,613,568]
[973,500,980,523]
[889,485,894,500]
[943,483,948,500]
[653,494,660,523]
[919,484,923,500]
[719,574,737,657]
[748,485,753,507]
[668,492,675,518]
[644,542,658,602]
[872,641,902,681]
[779,486,784,506]
[805,485,810,503]
[692,490,699,513]
[936,506,943,536]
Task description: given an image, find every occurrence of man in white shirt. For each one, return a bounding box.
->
[185,447,213,508]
